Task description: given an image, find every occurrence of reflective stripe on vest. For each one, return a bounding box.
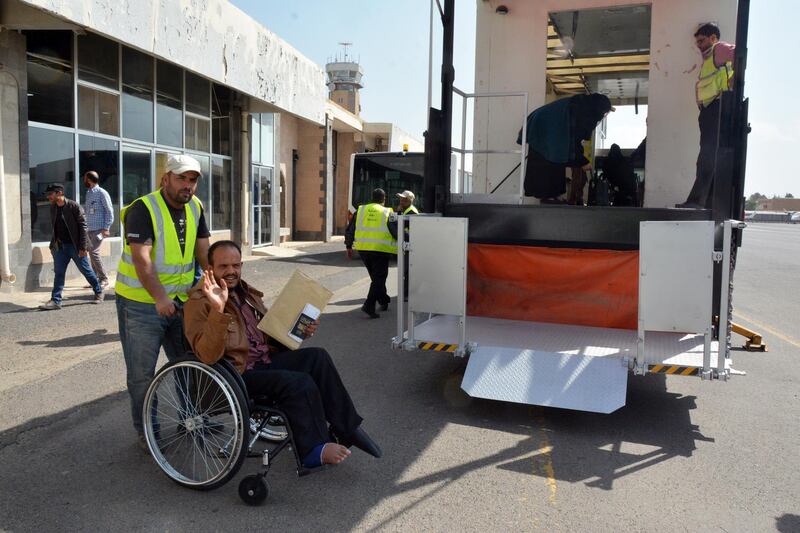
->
[696,43,733,107]
[116,191,201,303]
[353,203,397,254]
[403,205,419,215]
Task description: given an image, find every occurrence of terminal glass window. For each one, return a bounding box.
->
[192,155,211,217]
[212,84,231,156]
[185,116,210,152]
[259,114,274,167]
[185,72,210,116]
[77,33,119,89]
[122,47,154,143]
[122,147,152,207]
[78,85,119,136]
[156,60,183,147]
[212,157,233,230]
[78,135,120,236]
[28,127,75,242]
[25,31,73,127]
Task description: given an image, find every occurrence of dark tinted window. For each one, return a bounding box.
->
[122,47,154,142]
[212,84,231,156]
[156,60,182,147]
[212,158,232,230]
[28,127,75,242]
[79,135,120,236]
[122,148,152,206]
[25,31,73,127]
[77,32,119,89]
[185,71,210,116]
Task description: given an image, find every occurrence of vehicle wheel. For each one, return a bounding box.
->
[239,475,269,505]
[143,360,249,491]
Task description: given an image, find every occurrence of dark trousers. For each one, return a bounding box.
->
[359,250,391,312]
[686,99,721,208]
[242,347,363,459]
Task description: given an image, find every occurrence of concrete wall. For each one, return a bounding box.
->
[292,119,329,241]
[334,132,356,233]
[0,30,32,291]
[16,0,327,124]
[473,0,737,206]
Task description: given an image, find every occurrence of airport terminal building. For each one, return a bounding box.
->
[0,0,420,292]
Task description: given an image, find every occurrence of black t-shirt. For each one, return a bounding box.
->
[123,192,210,253]
[54,205,73,245]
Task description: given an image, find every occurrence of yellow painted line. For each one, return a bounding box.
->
[734,312,800,349]
[446,345,457,353]
[681,367,696,376]
[651,364,664,373]
[421,342,433,350]
[666,366,680,375]
[532,414,557,506]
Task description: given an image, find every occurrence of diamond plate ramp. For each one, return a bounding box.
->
[461,346,628,414]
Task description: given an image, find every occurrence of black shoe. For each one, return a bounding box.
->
[361,305,379,319]
[344,427,382,458]
[379,301,389,311]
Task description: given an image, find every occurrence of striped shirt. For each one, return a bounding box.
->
[83,185,114,231]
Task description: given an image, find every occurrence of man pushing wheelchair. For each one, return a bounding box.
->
[183,239,382,468]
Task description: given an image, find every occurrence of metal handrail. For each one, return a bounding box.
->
[451,86,528,198]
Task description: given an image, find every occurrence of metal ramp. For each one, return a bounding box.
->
[411,315,725,413]
[462,347,628,414]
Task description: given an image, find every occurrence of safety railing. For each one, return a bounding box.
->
[451,86,528,201]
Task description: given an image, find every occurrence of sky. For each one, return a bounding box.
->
[232,0,796,198]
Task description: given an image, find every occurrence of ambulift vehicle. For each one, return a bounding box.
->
[391,0,753,414]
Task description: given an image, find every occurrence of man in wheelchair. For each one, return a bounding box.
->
[183,240,382,468]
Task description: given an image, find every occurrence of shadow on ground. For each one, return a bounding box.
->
[0,303,712,530]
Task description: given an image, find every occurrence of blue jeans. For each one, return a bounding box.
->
[116,296,188,433]
[51,242,102,303]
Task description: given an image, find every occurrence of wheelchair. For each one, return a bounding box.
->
[141,358,319,505]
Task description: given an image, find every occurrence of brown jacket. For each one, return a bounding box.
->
[184,279,284,374]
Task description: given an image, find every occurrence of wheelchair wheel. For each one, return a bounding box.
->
[143,360,249,490]
[238,474,269,506]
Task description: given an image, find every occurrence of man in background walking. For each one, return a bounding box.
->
[39,183,104,310]
[83,171,113,288]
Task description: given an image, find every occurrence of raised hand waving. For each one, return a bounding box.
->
[202,268,228,313]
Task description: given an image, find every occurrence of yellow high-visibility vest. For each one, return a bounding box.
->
[696,43,734,108]
[353,203,397,255]
[403,205,419,215]
[116,191,201,303]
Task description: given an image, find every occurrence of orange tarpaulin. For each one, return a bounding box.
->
[467,243,639,330]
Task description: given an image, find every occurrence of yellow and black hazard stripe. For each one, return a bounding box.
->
[417,341,458,353]
[648,364,700,376]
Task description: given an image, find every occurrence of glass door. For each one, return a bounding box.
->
[252,165,273,246]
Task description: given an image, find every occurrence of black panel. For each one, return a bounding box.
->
[445,203,712,250]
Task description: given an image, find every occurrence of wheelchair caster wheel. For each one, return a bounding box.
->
[239,475,268,506]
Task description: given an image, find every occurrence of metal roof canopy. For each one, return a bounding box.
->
[547,5,652,101]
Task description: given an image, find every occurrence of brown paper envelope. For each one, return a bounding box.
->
[257,269,333,350]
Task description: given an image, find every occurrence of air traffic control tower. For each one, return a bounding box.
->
[326,42,364,116]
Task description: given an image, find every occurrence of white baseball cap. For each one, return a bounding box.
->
[165,154,202,177]
[396,190,415,202]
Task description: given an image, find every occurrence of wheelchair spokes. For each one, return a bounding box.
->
[143,361,248,489]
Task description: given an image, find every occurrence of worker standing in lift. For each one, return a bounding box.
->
[677,22,735,209]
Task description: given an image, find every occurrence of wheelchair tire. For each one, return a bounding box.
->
[143,360,249,491]
[238,475,269,506]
